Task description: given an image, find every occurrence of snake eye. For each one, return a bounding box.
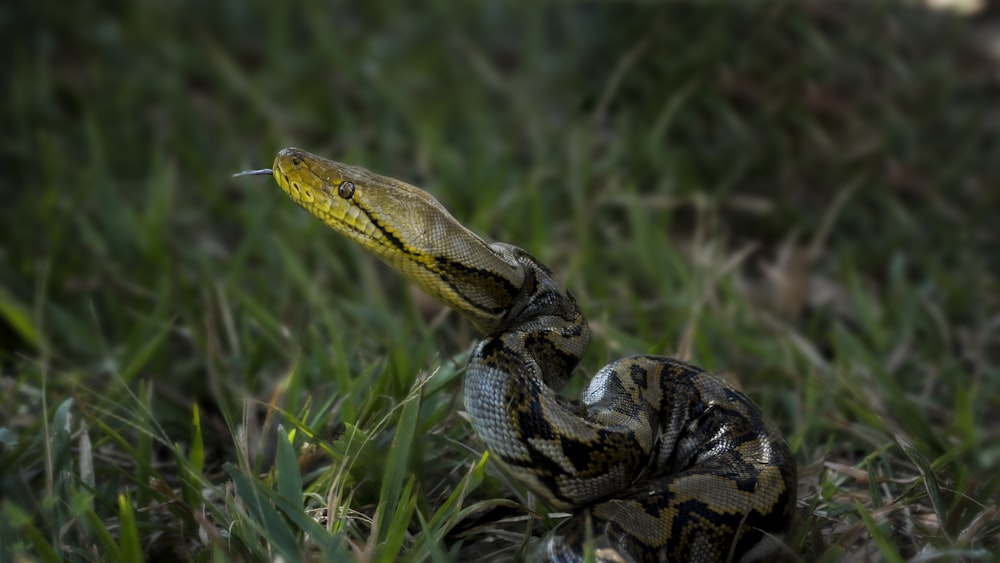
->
[338,181,355,199]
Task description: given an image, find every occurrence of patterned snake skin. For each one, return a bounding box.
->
[242,148,796,562]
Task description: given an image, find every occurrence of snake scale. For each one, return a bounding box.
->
[237,148,796,562]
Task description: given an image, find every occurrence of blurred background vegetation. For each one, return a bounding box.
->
[2,1,998,561]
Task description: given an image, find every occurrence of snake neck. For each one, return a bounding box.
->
[477,243,590,390]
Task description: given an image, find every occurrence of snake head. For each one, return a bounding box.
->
[272,147,450,260]
[271,147,525,331]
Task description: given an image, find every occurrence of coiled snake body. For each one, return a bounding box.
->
[240,148,796,562]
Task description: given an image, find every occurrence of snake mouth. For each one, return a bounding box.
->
[272,151,336,203]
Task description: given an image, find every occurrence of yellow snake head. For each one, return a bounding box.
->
[270,148,526,333]
[272,147,458,258]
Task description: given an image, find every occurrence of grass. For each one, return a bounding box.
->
[2,0,999,561]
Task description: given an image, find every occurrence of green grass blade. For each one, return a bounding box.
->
[414,507,451,563]
[376,386,422,550]
[118,493,143,562]
[0,284,43,349]
[225,463,301,561]
[82,505,123,560]
[377,476,418,563]
[897,434,952,542]
[271,493,350,557]
[275,424,303,510]
[189,402,205,474]
[852,499,903,563]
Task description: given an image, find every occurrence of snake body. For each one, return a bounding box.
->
[255,148,796,562]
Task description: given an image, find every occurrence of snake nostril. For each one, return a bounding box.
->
[291,157,302,166]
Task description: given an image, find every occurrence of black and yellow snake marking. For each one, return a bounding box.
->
[240,148,796,562]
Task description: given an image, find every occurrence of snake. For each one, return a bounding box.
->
[236,148,796,562]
